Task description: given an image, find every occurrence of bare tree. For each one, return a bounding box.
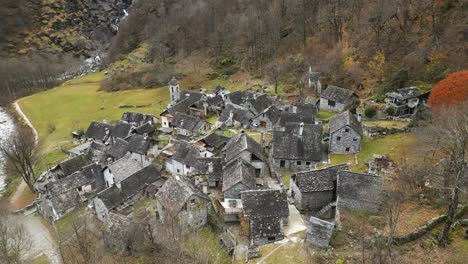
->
[0,125,40,193]
[0,211,31,264]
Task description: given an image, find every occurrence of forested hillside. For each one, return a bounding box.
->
[112,0,467,94]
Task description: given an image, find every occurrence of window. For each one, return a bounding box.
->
[353,138,357,142]
[186,165,190,170]
[280,160,285,168]
[306,161,311,166]
[251,154,261,161]
[177,169,180,173]
[345,128,349,132]
[268,237,276,241]
[296,161,302,166]
[328,100,336,107]
[255,169,261,178]
[190,199,196,204]
[345,147,350,152]
[337,136,341,141]
[260,121,267,127]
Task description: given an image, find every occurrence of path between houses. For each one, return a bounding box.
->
[13,100,39,145]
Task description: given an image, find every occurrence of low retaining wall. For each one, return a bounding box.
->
[392,215,447,245]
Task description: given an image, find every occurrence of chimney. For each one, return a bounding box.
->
[208,162,214,173]
[292,106,297,113]
[299,122,304,136]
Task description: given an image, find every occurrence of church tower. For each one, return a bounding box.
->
[169,77,180,106]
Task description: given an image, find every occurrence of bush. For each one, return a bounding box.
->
[47,122,56,134]
[385,105,396,116]
[364,106,377,118]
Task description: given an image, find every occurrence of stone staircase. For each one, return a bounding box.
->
[316,201,337,218]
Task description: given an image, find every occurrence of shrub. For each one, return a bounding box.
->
[46,122,56,134]
[385,105,396,116]
[364,106,377,118]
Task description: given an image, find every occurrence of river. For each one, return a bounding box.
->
[0,107,15,195]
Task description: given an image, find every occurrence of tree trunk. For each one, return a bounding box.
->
[439,187,459,247]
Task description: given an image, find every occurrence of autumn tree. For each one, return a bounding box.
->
[428,71,468,112]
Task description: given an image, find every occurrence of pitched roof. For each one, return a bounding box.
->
[57,155,91,176]
[86,141,107,163]
[197,157,223,182]
[223,132,265,163]
[226,90,255,106]
[85,121,113,141]
[127,134,151,155]
[133,122,156,135]
[98,165,161,210]
[336,170,383,210]
[252,106,281,124]
[328,110,362,136]
[199,133,230,150]
[249,217,283,238]
[180,90,205,102]
[121,112,157,125]
[321,85,357,104]
[49,163,103,195]
[112,122,133,139]
[50,189,81,215]
[218,104,255,126]
[241,189,289,219]
[277,112,315,127]
[172,112,206,132]
[169,77,179,86]
[292,164,349,192]
[170,141,205,170]
[272,123,322,161]
[106,138,129,160]
[305,96,320,105]
[207,94,224,106]
[385,87,421,100]
[247,94,275,114]
[289,103,318,116]
[222,159,256,192]
[156,175,210,215]
[107,154,150,182]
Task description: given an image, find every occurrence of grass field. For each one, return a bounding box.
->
[19,72,169,151]
[362,120,409,128]
[331,133,415,172]
[317,110,336,121]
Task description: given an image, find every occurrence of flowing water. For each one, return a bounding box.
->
[0,107,15,195]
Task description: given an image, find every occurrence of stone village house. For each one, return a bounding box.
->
[241,189,289,246]
[328,110,362,154]
[155,175,212,233]
[319,85,359,112]
[385,87,421,117]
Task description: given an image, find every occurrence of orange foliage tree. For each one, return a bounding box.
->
[428,71,468,111]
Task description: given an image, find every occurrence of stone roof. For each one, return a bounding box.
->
[168,77,178,86]
[272,123,322,161]
[305,96,320,105]
[226,90,255,106]
[127,134,151,155]
[172,112,206,133]
[207,94,224,106]
[385,87,421,100]
[218,104,255,126]
[197,157,223,182]
[252,106,281,124]
[107,154,150,182]
[68,142,92,156]
[199,133,230,150]
[241,189,289,219]
[121,112,157,126]
[222,159,256,192]
[328,110,362,136]
[223,132,265,164]
[250,217,283,239]
[50,189,81,215]
[98,165,162,210]
[247,94,275,114]
[112,122,133,139]
[156,175,210,215]
[57,154,91,177]
[277,112,316,128]
[85,121,113,141]
[337,171,383,212]
[86,141,107,163]
[106,138,129,160]
[170,141,205,170]
[289,103,318,116]
[180,90,205,102]
[49,163,103,196]
[292,164,349,192]
[321,85,357,104]
[133,122,156,135]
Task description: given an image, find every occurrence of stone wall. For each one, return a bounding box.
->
[290,179,333,212]
[329,126,361,153]
[320,98,346,112]
[306,217,335,248]
[224,182,250,199]
[337,172,382,212]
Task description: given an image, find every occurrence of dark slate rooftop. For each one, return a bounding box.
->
[252,106,281,124]
[107,154,149,182]
[57,154,91,177]
[127,134,151,155]
[156,175,210,215]
[49,163,103,196]
[106,138,129,160]
[170,141,205,170]
[207,94,224,106]
[180,90,205,102]
[222,159,256,192]
[251,217,284,238]
[289,102,318,116]
[172,112,206,132]
[218,104,255,126]
[226,90,255,106]
[98,164,162,210]
[293,164,349,192]
[277,112,315,127]
[197,157,223,182]
[133,122,156,135]
[272,123,322,161]
[223,132,265,163]
[86,141,107,163]
[50,189,81,215]
[121,112,157,125]
[169,77,179,86]
[199,133,230,150]
[328,110,362,136]
[85,121,113,141]
[112,122,133,139]
[321,85,357,104]
[247,94,275,114]
[241,189,289,219]
[385,87,421,100]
